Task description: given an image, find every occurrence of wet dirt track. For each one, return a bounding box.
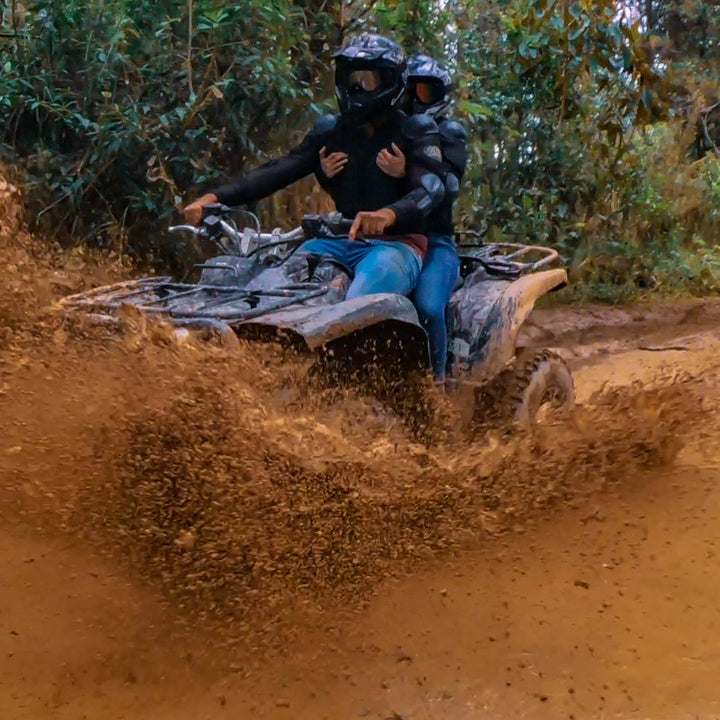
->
[1,318,720,720]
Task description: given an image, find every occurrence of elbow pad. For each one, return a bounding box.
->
[439,120,468,179]
[444,172,460,204]
[420,172,445,212]
[386,171,445,228]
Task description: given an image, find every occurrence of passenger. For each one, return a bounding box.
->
[381,55,467,379]
[321,53,467,379]
[184,34,446,301]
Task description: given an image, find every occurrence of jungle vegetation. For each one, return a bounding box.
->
[2,0,720,299]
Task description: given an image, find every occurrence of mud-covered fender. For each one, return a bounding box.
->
[235,292,430,366]
[447,268,567,382]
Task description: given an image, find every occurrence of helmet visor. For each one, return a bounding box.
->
[410,79,446,105]
[348,70,381,93]
[336,60,398,96]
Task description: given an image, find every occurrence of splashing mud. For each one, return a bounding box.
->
[0,315,702,641]
[5,173,720,719]
[0,173,707,637]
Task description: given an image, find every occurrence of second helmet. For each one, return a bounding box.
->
[407,54,452,119]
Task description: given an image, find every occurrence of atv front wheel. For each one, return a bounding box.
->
[511,349,575,426]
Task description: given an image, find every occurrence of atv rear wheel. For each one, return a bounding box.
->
[511,349,575,426]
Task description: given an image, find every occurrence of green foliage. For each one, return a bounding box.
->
[2,0,720,299]
[456,0,658,237]
[373,0,449,56]
[0,0,332,267]
[564,124,720,301]
[453,0,720,300]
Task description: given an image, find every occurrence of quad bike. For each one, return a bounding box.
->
[57,206,574,427]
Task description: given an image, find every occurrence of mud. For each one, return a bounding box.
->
[2,176,720,719]
[1,330,700,642]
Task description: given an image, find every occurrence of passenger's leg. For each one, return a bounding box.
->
[412,234,460,379]
[345,242,422,300]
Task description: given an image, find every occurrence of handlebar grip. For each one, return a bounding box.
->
[201,202,231,219]
[301,213,354,238]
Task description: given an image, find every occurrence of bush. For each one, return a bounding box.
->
[3,0,720,301]
[0,0,332,270]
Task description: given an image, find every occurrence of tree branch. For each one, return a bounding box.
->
[342,0,383,34]
[187,0,194,95]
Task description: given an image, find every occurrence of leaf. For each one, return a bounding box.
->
[458,100,493,118]
[568,2,583,19]
[607,23,623,47]
[550,14,565,32]
[622,47,633,71]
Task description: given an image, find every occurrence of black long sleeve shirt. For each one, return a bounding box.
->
[214,112,445,236]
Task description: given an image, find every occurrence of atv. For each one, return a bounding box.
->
[57,206,574,427]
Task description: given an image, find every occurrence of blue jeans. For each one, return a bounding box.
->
[411,233,460,379]
[300,237,422,300]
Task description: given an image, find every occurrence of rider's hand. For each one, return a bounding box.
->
[319,147,349,179]
[349,208,397,240]
[183,193,219,226]
[376,143,406,178]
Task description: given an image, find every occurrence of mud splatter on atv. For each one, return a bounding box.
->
[56,208,574,427]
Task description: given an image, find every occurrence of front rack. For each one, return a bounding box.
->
[57,276,329,326]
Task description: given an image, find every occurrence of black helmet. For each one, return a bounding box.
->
[407,54,453,119]
[334,33,407,125]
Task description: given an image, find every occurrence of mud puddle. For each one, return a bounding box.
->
[224,453,720,720]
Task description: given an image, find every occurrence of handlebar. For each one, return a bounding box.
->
[171,207,561,276]
[168,223,305,244]
[168,224,205,235]
[168,209,355,260]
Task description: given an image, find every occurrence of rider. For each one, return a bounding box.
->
[184,34,446,301]
[321,53,467,379]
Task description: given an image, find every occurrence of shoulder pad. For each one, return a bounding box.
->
[312,114,339,135]
[439,119,467,142]
[402,113,439,139]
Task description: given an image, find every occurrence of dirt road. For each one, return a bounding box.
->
[2,308,720,720]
